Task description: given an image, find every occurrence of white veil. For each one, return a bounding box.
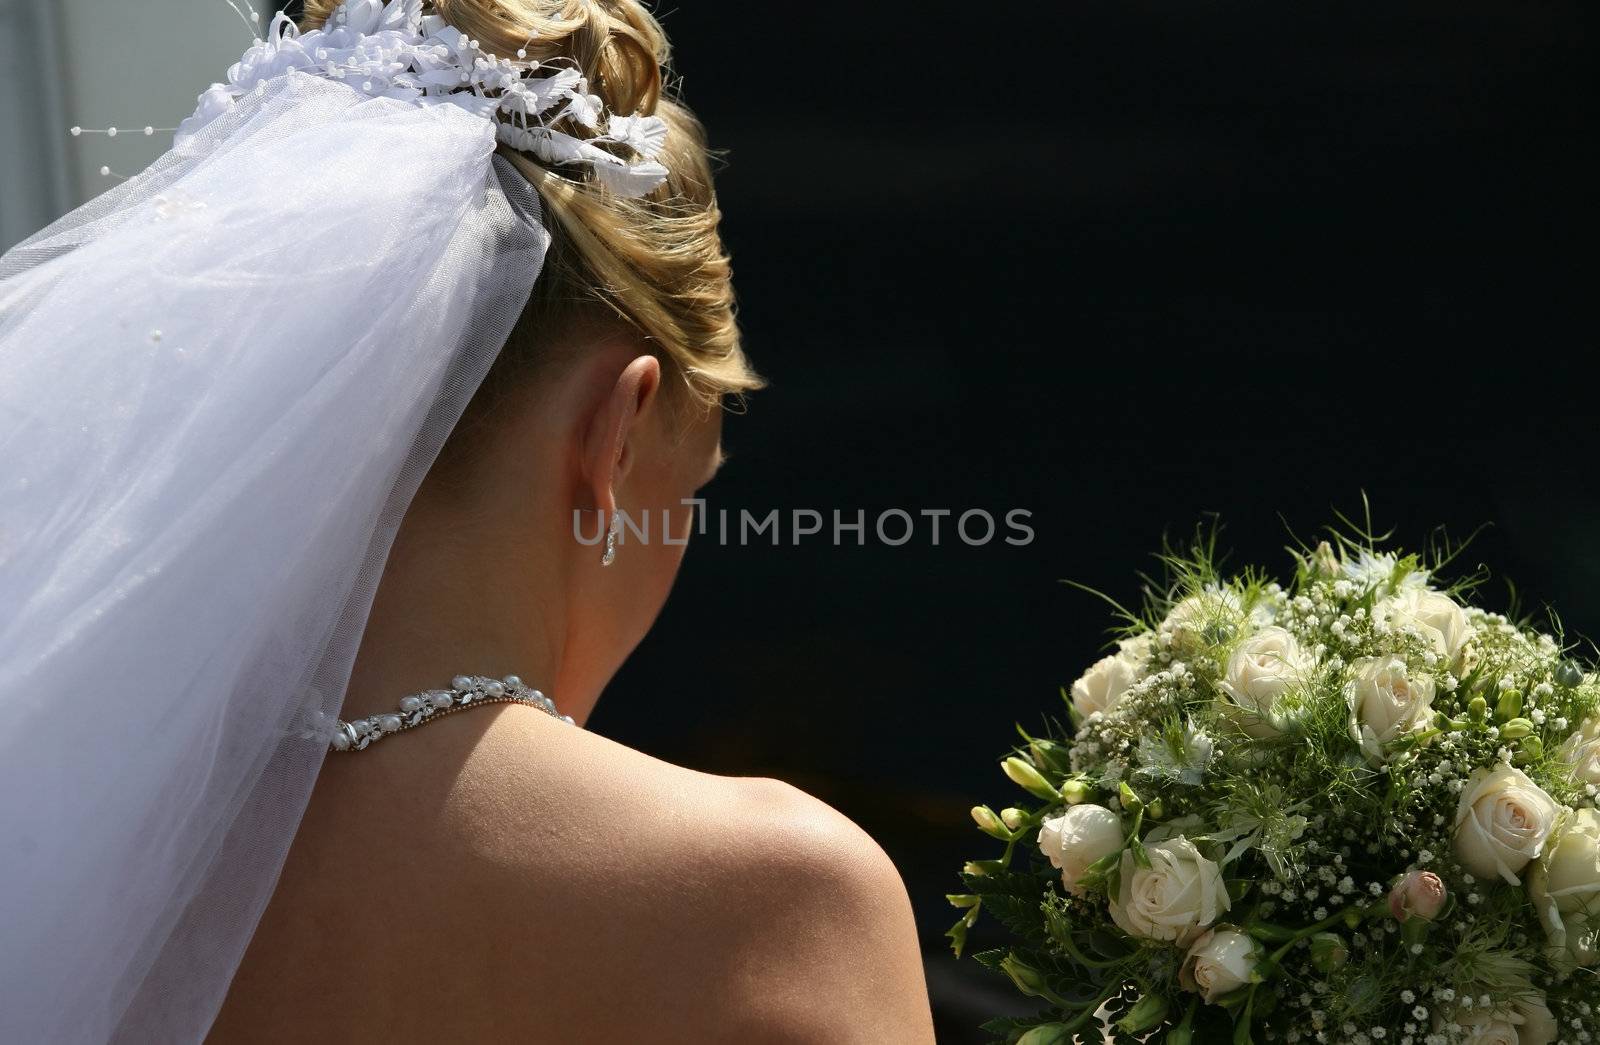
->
[0,69,549,1040]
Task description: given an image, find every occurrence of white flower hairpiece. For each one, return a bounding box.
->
[177,0,669,197]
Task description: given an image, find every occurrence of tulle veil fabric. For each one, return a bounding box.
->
[0,72,549,1041]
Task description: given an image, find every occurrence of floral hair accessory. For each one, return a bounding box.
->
[177,0,669,197]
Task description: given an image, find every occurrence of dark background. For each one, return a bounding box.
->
[291,1,1595,1038]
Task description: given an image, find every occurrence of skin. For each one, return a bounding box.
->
[209,333,935,1043]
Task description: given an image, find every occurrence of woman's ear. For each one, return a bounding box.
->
[581,354,662,515]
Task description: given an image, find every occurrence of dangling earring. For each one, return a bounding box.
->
[601,510,619,567]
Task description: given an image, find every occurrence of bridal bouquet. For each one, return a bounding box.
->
[951,529,1599,1044]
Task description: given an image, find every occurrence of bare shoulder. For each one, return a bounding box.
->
[214,704,932,1043]
[472,708,937,1043]
[710,778,937,1043]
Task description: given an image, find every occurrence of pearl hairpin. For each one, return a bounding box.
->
[70,126,164,137]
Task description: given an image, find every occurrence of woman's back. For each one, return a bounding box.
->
[0,0,941,1036]
[210,704,934,1043]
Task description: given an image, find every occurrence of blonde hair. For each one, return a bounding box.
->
[300,0,761,408]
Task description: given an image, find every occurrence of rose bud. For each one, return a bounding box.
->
[1388,869,1447,922]
[1060,778,1094,805]
[1308,932,1348,974]
[1311,540,1340,577]
[970,805,1008,839]
[1001,756,1058,800]
[1117,991,1171,1032]
[998,953,1050,998]
[1178,928,1259,1003]
[1036,804,1124,896]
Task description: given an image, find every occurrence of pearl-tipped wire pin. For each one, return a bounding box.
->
[220,0,263,40]
[514,26,543,62]
[70,126,171,138]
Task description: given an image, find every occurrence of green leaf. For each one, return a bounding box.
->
[1104,860,1122,900]
[1086,929,1134,960]
[945,915,969,958]
[1231,988,1256,1045]
[970,947,1009,971]
[985,893,1049,940]
[965,858,1008,876]
[1048,978,1116,1008]
[1030,738,1076,775]
[1074,850,1122,894]
[1221,828,1261,867]
[963,867,1053,903]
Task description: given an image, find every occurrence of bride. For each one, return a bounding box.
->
[0,0,933,1041]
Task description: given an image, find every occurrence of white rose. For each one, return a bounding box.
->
[1178,927,1258,1003]
[1070,653,1137,719]
[1513,993,1560,1045]
[1557,717,1600,786]
[1116,632,1154,670]
[1345,655,1436,764]
[1452,765,1561,884]
[1527,808,1600,971]
[1445,993,1558,1045]
[1218,626,1310,738]
[1036,804,1124,897]
[1107,835,1229,946]
[1377,588,1471,666]
[1160,588,1243,651]
[1449,1011,1524,1045]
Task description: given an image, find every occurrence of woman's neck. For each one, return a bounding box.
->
[343,493,594,727]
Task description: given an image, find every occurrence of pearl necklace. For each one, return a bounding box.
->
[330,674,572,753]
